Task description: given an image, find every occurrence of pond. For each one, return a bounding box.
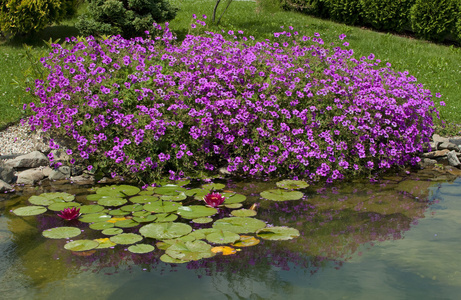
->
[1,172,460,299]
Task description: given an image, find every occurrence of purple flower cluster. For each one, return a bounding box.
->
[26,18,440,183]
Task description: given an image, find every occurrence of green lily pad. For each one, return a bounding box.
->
[79,205,105,214]
[139,222,192,240]
[129,195,159,204]
[188,228,217,240]
[184,188,204,197]
[90,222,115,230]
[192,217,214,224]
[154,213,178,223]
[201,183,225,190]
[97,197,127,207]
[193,189,214,200]
[138,190,155,196]
[206,230,240,244]
[108,209,130,216]
[64,240,99,251]
[143,201,181,213]
[97,185,140,196]
[79,213,112,223]
[121,204,144,212]
[213,217,266,234]
[132,214,157,223]
[256,226,300,240]
[231,235,260,247]
[128,244,155,254]
[12,206,47,216]
[42,227,82,239]
[160,254,187,264]
[47,202,81,211]
[29,192,75,206]
[95,238,117,249]
[176,205,217,219]
[260,189,304,201]
[153,186,186,195]
[276,179,309,190]
[132,211,150,217]
[156,178,191,187]
[166,240,215,261]
[160,192,187,201]
[224,203,243,209]
[109,233,143,245]
[114,219,139,228]
[87,194,103,201]
[224,194,246,204]
[231,209,257,217]
[102,228,124,236]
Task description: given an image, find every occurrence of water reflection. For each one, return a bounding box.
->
[1,175,457,299]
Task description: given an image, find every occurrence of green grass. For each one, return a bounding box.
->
[1,0,460,133]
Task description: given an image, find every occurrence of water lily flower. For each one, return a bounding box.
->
[203,192,225,208]
[58,207,81,220]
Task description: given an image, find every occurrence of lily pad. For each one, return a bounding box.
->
[47,202,81,212]
[139,222,192,240]
[128,244,155,254]
[160,254,187,264]
[224,203,243,209]
[106,217,127,223]
[12,206,47,216]
[64,240,99,251]
[79,213,112,223]
[201,183,225,190]
[165,240,215,261]
[192,217,214,224]
[231,209,257,217]
[109,233,143,245]
[154,213,178,223]
[224,194,246,204]
[276,179,309,190]
[114,219,139,228]
[160,192,187,201]
[79,205,105,214]
[97,185,140,197]
[42,227,82,239]
[120,204,144,212]
[97,197,127,207]
[95,238,116,249]
[132,211,151,217]
[29,192,75,206]
[211,246,237,255]
[90,222,115,230]
[176,205,217,219]
[102,228,124,236]
[256,226,300,240]
[143,201,181,213]
[231,235,260,247]
[184,188,204,197]
[87,194,103,201]
[187,228,216,240]
[260,189,304,201]
[132,214,157,223]
[213,217,266,234]
[153,186,186,195]
[156,178,191,187]
[206,230,240,244]
[108,209,130,216]
[129,195,159,204]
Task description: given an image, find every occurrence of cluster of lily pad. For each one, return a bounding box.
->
[11,180,309,263]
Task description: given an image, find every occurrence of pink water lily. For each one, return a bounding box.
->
[203,192,225,208]
[58,207,81,220]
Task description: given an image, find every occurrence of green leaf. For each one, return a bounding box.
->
[90,222,115,230]
[42,227,82,239]
[102,228,124,236]
[231,209,257,217]
[96,185,140,196]
[120,204,144,212]
[79,213,112,223]
[12,206,47,216]
[153,186,186,195]
[224,203,243,209]
[176,205,217,219]
[260,189,304,201]
[109,233,143,245]
[154,213,178,223]
[132,214,157,223]
[201,183,225,190]
[256,226,300,240]
[166,240,215,261]
[108,209,130,216]
[231,235,260,247]
[97,197,127,207]
[47,202,81,211]
[139,222,192,240]
[224,194,246,204]
[79,205,105,214]
[128,244,155,254]
[160,254,187,264]
[114,219,139,228]
[192,217,214,224]
[64,240,99,251]
[95,238,117,249]
[129,195,159,204]
[212,217,266,234]
[143,201,181,213]
[29,192,75,206]
[276,179,309,190]
[160,192,187,201]
[206,230,240,244]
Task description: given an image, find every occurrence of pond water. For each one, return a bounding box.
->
[1,173,461,299]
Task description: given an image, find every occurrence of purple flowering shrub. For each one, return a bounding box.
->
[26,16,440,183]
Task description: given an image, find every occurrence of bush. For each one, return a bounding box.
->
[279,0,330,17]
[410,0,459,42]
[75,0,177,38]
[325,0,363,25]
[360,0,415,33]
[0,0,78,36]
[455,1,461,42]
[26,18,440,184]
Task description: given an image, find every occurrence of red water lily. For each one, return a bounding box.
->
[203,192,225,208]
[58,207,81,220]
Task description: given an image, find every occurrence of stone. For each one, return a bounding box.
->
[447,150,460,167]
[422,149,449,159]
[0,179,12,192]
[448,137,461,146]
[48,166,71,180]
[5,151,49,169]
[70,174,95,185]
[41,166,53,177]
[422,158,437,168]
[428,142,438,151]
[0,162,15,183]
[438,142,459,151]
[16,168,45,185]
[50,149,70,163]
[432,134,449,144]
[218,166,231,175]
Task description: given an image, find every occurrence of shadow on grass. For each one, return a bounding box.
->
[3,25,81,47]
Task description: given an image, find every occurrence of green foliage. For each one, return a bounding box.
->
[279,0,330,18]
[360,0,415,33]
[410,0,459,42]
[325,0,363,25]
[75,0,178,38]
[0,0,78,36]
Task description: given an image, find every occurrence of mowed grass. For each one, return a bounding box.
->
[0,0,460,132]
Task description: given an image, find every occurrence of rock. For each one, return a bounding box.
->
[0,162,15,183]
[448,137,461,146]
[432,134,449,144]
[41,166,53,177]
[50,149,70,163]
[0,179,12,192]
[438,142,459,151]
[16,168,45,185]
[5,151,49,169]
[48,166,71,180]
[422,149,450,159]
[428,141,438,151]
[218,166,231,175]
[447,150,460,167]
[70,174,95,185]
[422,158,437,168]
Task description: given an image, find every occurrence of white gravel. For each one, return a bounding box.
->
[0,123,47,156]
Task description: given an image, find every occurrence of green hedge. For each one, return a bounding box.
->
[360,0,415,33]
[326,0,363,25]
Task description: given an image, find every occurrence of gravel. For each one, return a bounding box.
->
[0,123,48,157]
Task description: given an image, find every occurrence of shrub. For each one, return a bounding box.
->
[26,18,440,184]
[410,0,459,42]
[75,0,177,38]
[360,0,415,33]
[279,0,330,18]
[0,0,78,36]
[455,1,461,42]
[325,0,363,25]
